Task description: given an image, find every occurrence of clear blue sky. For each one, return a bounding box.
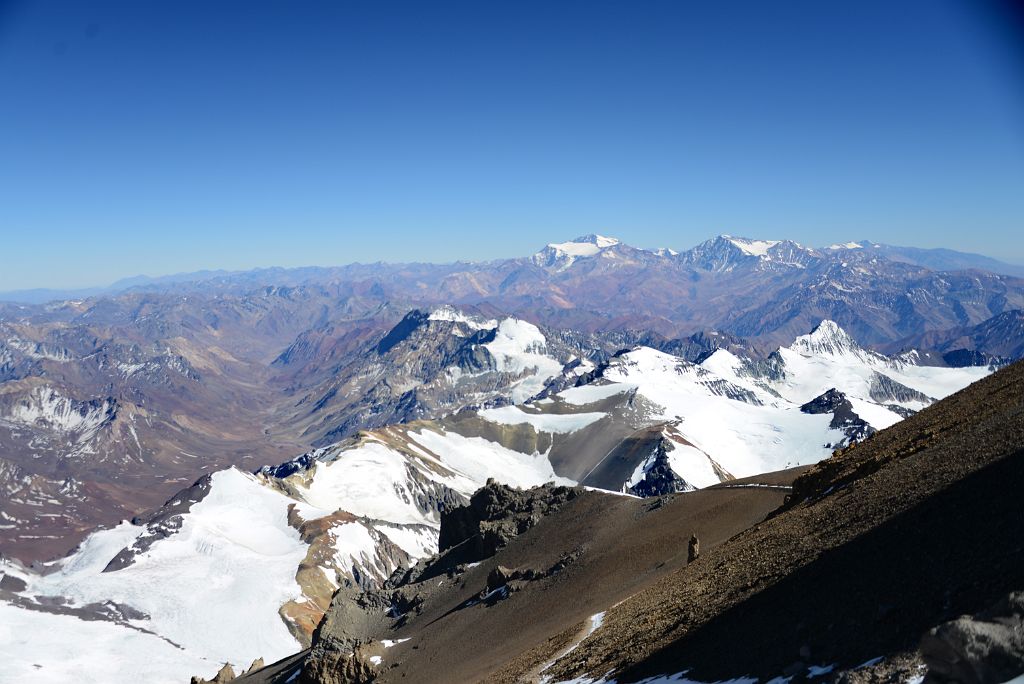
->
[1,0,1023,290]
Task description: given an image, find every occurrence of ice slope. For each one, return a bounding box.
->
[604,347,840,477]
[1,421,578,683]
[484,318,567,402]
[479,405,606,433]
[602,321,990,483]
[703,321,989,408]
[27,468,308,666]
[0,601,215,684]
[294,427,572,526]
[532,234,622,269]
[558,382,635,405]
[405,428,574,489]
[724,236,780,257]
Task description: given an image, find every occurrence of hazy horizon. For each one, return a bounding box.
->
[2,232,1023,296]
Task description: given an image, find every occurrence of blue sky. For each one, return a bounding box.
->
[1,0,1023,290]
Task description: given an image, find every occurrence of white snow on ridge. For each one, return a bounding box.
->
[665,443,722,489]
[604,347,841,478]
[3,386,112,435]
[724,236,780,257]
[329,521,388,583]
[25,468,308,675]
[703,321,988,411]
[293,424,574,532]
[545,235,620,257]
[774,322,989,406]
[484,318,566,402]
[534,235,621,269]
[479,405,605,433]
[376,524,436,559]
[457,316,993,494]
[407,428,575,490]
[297,440,444,525]
[611,320,990,486]
[0,602,214,684]
[546,241,598,258]
[558,382,635,406]
[827,241,863,250]
[846,397,902,431]
[428,305,497,330]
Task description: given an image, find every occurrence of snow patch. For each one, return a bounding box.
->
[428,306,496,329]
[724,236,780,257]
[558,382,635,406]
[24,468,308,675]
[478,405,605,433]
[483,319,565,402]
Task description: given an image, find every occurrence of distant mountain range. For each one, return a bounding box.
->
[3,234,1022,305]
[6,234,1023,349]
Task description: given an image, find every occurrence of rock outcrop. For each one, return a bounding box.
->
[436,479,582,559]
[922,592,1024,684]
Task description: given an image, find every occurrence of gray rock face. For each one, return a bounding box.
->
[437,480,582,560]
[191,663,236,684]
[922,592,1024,684]
[294,482,586,684]
[284,308,577,448]
[629,438,694,497]
[103,474,214,572]
[869,371,934,405]
[800,388,875,447]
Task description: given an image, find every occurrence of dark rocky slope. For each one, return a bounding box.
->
[235,473,801,683]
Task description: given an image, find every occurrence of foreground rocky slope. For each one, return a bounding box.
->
[236,472,802,684]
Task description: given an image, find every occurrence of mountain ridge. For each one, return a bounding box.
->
[4,234,1023,305]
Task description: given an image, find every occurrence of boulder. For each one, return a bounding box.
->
[922,592,1024,684]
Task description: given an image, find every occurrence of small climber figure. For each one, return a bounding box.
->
[688,533,700,563]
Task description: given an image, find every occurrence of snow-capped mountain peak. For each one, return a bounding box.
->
[789,320,862,357]
[532,234,622,269]
[677,235,820,272]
